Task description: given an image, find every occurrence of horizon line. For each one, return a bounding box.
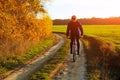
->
[51,16,120,20]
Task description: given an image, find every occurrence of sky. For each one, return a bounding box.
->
[44,0,120,19]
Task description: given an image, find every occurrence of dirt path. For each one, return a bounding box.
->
[53,40,87,80]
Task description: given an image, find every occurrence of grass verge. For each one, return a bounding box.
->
[29,37,69,80]
[0,34,56,79]
[82,35,120,80]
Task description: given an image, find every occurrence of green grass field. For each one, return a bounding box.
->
[53,25,120,48]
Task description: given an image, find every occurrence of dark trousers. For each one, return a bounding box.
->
[70,37,80,54]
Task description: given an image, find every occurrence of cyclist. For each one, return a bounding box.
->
[66,15,83,55]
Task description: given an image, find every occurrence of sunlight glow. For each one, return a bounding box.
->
[45,0,120,19]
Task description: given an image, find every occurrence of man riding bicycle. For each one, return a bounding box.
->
[66,15,84,55]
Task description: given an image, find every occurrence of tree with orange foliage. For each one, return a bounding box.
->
[0,0,52,57]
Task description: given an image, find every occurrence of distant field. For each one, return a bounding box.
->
[53,25,120,48]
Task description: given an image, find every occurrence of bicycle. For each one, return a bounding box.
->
[72,39,77,62]
[67,36,82,62]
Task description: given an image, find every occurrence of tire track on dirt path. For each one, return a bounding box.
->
[53,40,87,80]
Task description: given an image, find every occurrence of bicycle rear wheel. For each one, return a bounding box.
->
[73,52,76,62]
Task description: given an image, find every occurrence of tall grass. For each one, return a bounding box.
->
[82,36,120,80]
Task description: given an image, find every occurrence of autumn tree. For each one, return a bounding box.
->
[0,0,52,57]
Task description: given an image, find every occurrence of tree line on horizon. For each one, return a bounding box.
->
[53,17,120,25]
